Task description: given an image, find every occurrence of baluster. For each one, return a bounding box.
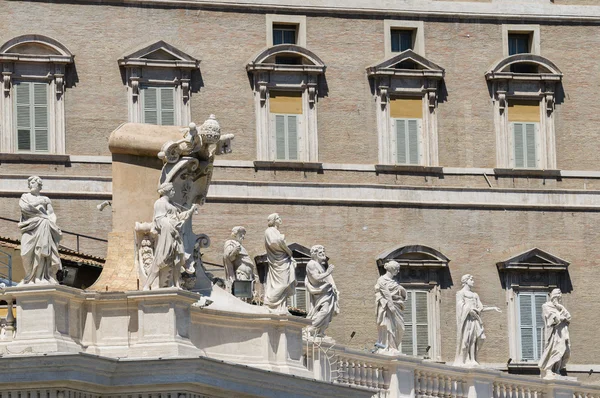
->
[366,364,374,388]
[462,379,469,398]
[377,366,384,390]
[361,362,368,386]
[348,361,355,385]
[444,376,451,398]
[382,367,390,391]
[414,370,422,397]
[356,362,364,386]
[432,374,440,397]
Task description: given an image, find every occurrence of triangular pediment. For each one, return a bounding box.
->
[367,50,444,76]
[497,247,569,271]
[119,41,199,68]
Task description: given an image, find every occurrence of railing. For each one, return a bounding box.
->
[0,248,11,283]
[414,370,469,398]
[0,297,15,341]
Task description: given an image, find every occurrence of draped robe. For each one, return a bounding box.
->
[375,274,406,352]
[19,193,62,284]
[538,301,571,375]
[454,289,485,366]
[305,260,339,335]
[263,226,296,312]
[223,239,254,283]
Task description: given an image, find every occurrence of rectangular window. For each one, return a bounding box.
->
[402,290,429,357]
[512,123,537,168]
[508,33,531,56]
[391,29,414,53]
[273,24,297,45]
[270,91,302,161]
[142,86,175,126]
[518,292,547,361]
[14,81,49,152]
[394,119,420,165]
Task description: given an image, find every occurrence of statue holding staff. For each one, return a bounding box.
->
[374,260,406,355]
[263,213,296,313]
[305,245,339,337]
[539,288,571,379]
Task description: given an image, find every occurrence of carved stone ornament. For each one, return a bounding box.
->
[135,115,233,290]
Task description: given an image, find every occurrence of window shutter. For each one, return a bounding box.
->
[408,119,419,165]
[396,119,407,164]
[401,291,413,355]
[15,82,31,151]
[143,87,158,125]
[525,123,536,168]
[287,115,298,160]
[275,115,286,160]
[514,123,525,168]
[160,87,175,126]
[295,286,307,311]
[534,293,547,357]
[415,291,429,356]
[33,83,48,152]
[519,293,535,360]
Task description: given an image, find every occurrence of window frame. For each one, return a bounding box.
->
[391,117,422,166]
[14,80,51,153]
[266,15,306,47]
[510,121,540,169]
[384,20,425,58]
[140,85,177,126]
[502,25,540,57]
[401,289,432,358]
[271,112,302,161]
[516,291,547,363]
[272,24,298,45]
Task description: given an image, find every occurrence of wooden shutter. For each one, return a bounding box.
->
[15,82,32,151]
[525,123,536,168]
[534,293,547,358]
[395,119,420,165]
[160,87,175,126]
[287,115,298,160]
[414,291,429,356]
[143,87,158,124]
[401,291,414,355]
[514,123,525,168]
[519,293,535,360]
[275,115,286,160]
[396,119,407,164]
[295,286,307,311]
[33,83,48,152]
[513,122,537,168]
[408,119,419,165]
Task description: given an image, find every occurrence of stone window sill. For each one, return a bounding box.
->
[494,168,561,178]
[253,160,323,172]
[0,153,70,164]
[375,164,443,175]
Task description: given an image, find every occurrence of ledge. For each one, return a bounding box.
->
[375,164,444,175]
[253,160,323,171]
[0,153,71,164]
[494,168,562,178]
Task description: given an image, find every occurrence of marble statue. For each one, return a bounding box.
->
[538,288,571,379]
[142,182,198,290]
[454,274,501,367]
[263,213,297,313]
[305,245,339,337]
[223,226,256,285]
[375,260,406,355]
[18,176,63,285]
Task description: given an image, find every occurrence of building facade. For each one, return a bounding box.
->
[1,0,600,377]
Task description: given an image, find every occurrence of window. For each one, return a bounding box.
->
[496,248,571,365]
[0,35,73,154]
[517,292,547,362]
[503,25,540,57]
[376,245,451,361]
[367,52,443,167]
[273,24,297,45]
[247,46,325,162]
[402,290,429,357]
[391,30,414,53]
[118,41,199,126]
[266,15,306,47]
[141,86,175,126]
[384,20,424,58]
[15,82,49,152]
[508,34,530,56]
[486,55,562,170]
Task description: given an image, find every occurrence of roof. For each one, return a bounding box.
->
[0,235,105,268]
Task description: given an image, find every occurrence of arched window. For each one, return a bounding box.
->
[247,45,326,163]
[0,35,74,154]
[376,245,450,360]
[486,55,563,170]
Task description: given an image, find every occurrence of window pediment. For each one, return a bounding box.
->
[485,54,562,82]
[0,35,73,64]
[496,247,569,272]
[118,41,199,69]
[366,50,444,79]
[246,44,326,74]
[376,245,450,287]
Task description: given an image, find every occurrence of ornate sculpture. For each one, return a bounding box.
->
[539,288,571,379]
[142,183,198,290]
[263,213,297,314]
[454,274,501,367]
[136,115,232,290]
[18,176,63,285]
[223,226,256,285]
[374,260,406,355]
[305,245,339,337]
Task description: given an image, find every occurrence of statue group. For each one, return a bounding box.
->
[15,114,571,378]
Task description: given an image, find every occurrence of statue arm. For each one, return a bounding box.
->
[310,263,335,281]
[46,202,57,224]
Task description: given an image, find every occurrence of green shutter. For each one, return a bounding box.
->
[275,115,286,160]
[143,87,158,124]
[408,119,419,165]
[415,291,429,356]
[525,123,536,168]
[519,293,535,360]
[514,123,525,168]
[401,291,414,355]
[33,83,48,152]
[287,115,298,160]
[396,119,407,164]
[15,82,31,151]
[160,87,175,126]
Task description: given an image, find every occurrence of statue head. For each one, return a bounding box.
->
[461,274,475,287]
[231,226,246,242]
[549,288,562,302]
[199,114,221,145]
[27,175,43,193]
[384,260,400,276]
[157,182,174,198]
[267,213,282,227]
[310,245,326,262]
